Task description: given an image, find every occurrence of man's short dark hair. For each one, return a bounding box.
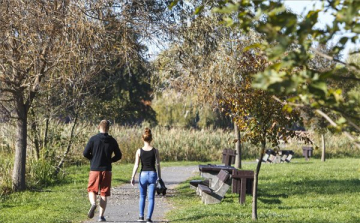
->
[99,120,110,132]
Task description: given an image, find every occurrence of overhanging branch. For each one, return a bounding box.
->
[272,96,360,149]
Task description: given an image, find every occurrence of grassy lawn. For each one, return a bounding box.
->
[166,158,360,223]
[0,163,133,223]
[1,159,359,223]
[0,161,199,223]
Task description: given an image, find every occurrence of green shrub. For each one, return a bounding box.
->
[0,153,13,195]
[27,159,60,188]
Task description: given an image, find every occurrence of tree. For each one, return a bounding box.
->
[1,0,190,191]
[156,5,310,219]
[0,0,113,191]
[221,72,307,220]
[210,0,360,147]
[154,12,253,166]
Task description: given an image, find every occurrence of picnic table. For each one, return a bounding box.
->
[231,169,254,204]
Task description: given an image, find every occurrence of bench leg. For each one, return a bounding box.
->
[196,187,202,196]
[239,178,247,204]
[201,192,222,205]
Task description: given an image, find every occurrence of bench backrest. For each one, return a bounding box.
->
[217,170,230,183]
[222,149,236,166]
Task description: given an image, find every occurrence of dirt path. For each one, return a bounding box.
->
[83,166,198,223]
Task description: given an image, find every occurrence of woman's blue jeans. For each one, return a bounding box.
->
[139,171,157,219]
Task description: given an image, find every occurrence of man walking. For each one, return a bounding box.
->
[83,120,122,222]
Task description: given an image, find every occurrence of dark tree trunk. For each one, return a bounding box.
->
[234,123,241,169]
[252,141,265,221]
[43,117,49,150]
[54,115,78,175]
[321,134,326,162]
[31,121,40,160]
[12,102,28,191]
[30,110,40,160]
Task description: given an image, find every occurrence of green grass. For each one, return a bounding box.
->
[1,157,360,222]
[0,161,200,223]
[166,158,360,223]
[0,163,133,223]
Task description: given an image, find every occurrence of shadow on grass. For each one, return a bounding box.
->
[263,179,360,195]
[258,197,282,204]
[170,211,249,222]
[285,161,316,165]
[112,178,131,184]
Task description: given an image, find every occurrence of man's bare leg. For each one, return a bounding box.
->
[99,196,107,217]
[87,192,97,218]
[89,192,96,205]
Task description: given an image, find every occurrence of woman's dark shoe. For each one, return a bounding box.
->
[146,219,153,223]
[137,216,144,221]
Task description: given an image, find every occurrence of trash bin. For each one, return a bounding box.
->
[302,147,313,160]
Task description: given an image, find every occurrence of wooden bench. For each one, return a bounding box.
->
[262,149,294,163]
[197,169,232,205]
[198,164,235,188]
[279,150,294,163]
[262,149,276,163]
[189,149,236,190]
[231,169,254,204]
[189,179,209,189]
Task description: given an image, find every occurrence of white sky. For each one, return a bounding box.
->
[284,0,359,59]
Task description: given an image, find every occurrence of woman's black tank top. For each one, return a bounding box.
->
[140,148,156,171]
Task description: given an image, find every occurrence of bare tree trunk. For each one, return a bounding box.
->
[43,117,49,149]
[30,121,40,160]
[252,141,265,221]
[30,110,40,160]
[54,115,78,175]
[321,134,326,162]
[234,123,241,169]
[12,103,28,191]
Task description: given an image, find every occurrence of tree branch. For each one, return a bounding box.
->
[311,47,360,73]
[272,96,360,149]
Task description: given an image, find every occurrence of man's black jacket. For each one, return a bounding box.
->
[83,133,122,171]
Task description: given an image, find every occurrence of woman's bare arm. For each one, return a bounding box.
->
[131,149,140,186]
[155,148,161,179]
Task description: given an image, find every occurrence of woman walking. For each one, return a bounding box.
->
[131,128,161,223]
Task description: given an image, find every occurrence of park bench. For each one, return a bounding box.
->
[189,179,209,189]
[302,146,313,161]
[231,169,254,204]
[279,150,294,163]
[262,149,276,163]
[189,149,236,189]
[197,169,232,205]
[189,164,235,189]
[198,164,235,188]
[262,149,294,163]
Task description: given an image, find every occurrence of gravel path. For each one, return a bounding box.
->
[83,166,199,223]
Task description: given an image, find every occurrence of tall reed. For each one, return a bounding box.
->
[0,122,358,194]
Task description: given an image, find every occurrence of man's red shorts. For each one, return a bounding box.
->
[87,171,112,197]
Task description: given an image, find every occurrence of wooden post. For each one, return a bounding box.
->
[240,178,247,204]
[321,134,326,162]
[234,123,241,169]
